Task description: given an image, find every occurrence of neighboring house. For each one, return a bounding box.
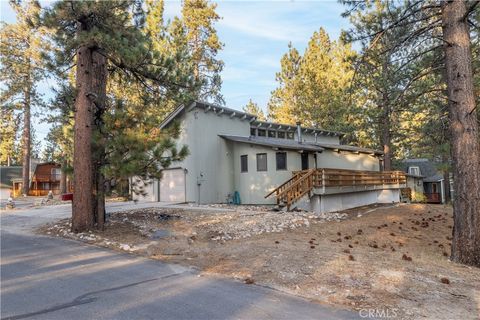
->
[0,166,22,200]
[133,101,406,213]
[402,159,449,204]
[12,162,63,197]
[404,173,425,202]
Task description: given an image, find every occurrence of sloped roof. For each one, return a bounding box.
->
[0,166,22,188]
[402,159,442,182]
[219,135,325,152]
[160,101,344,138]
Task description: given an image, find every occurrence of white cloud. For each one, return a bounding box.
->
[216,1,344,43]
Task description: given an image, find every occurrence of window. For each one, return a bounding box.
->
[276,152,287,170]
[277,131,286,139]
[286,131,294,139]
[250,127,256,136]
[51,168,61,181]
[268,130,276,138]
[409,166,420,176]
[240,155,248,173]
[256,153,267,171]
[257,129,266,137]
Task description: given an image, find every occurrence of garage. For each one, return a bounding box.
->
[160,168,186,202]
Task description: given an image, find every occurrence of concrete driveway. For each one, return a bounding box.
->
[1,202,359,320]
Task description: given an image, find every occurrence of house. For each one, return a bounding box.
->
[133,101,406,213]
[404,172,425,202]
[0,166,22,200]
[12,162,63,197]
[402,159,449,204]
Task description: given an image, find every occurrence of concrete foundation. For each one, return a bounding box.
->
[296,189,400,214]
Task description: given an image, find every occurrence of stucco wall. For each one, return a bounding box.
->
[317,149,380,171]
[309,189,400,213]
[406,176,425,201]
[167,107,250,204]
[131,176,157,201]
[232,143,316,204]
[299,132,340,144]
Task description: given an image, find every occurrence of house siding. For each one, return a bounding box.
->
[162,106,249,204]
[317,150,380,171]
[232,143,314,204]
[134,103,382,205]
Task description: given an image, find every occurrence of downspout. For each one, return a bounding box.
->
[296,121,302,143]
[440,179,445,204]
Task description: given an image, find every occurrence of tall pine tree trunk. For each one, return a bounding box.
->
[22,85,31,196]
[380,93,392,171]
[91,50,107,230]
[381,121,392,170]
[72,43,94,233]
[442,0,480,267]
[441,153,451,203]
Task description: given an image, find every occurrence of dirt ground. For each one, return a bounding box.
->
[41,203,480,320]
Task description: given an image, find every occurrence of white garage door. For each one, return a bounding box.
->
[160,169,185,202]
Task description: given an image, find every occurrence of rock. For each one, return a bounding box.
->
[440,277,450,284]
[150,229,171,240]
[162,247,181,255]
[120,244,131,251]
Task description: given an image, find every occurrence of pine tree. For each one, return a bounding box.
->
[43,82,75,194]
[268,43,302,124]
[0,0,48,194]
[0,107,21,166]
[268,31,356,136]
[181,0,224,104]
[343,1,443,170]
[243,99,266,121]
[342,0,480,266]
[43,0,194,232]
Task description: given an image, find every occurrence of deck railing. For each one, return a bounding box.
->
[32,174,61,182]
[266,168,406,210]
[425,192,441,203]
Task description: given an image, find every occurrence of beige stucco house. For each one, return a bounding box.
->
[133,101,406,213]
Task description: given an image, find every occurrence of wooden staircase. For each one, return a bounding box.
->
[265,169,406,210]
[265,169,321,210]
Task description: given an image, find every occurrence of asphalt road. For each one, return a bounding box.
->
[1,202,359,320]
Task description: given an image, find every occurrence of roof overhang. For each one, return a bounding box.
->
[159,101,344,139]
[219,134,324,152]
[309,143,383,156]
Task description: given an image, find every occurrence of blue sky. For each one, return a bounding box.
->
[0,0,350,150]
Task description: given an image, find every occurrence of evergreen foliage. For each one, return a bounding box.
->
[268,30,356,137]
[181,0,224,104]
[42,0,200,231]
[243,99,266,121]
[0,0,49,193]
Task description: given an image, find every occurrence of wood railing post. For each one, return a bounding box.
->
[322,169,325,194]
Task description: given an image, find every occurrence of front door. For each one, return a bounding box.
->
[301,153,309,170]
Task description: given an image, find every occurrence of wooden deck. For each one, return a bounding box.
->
[425,193,441,204]
[265,168,407,210]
